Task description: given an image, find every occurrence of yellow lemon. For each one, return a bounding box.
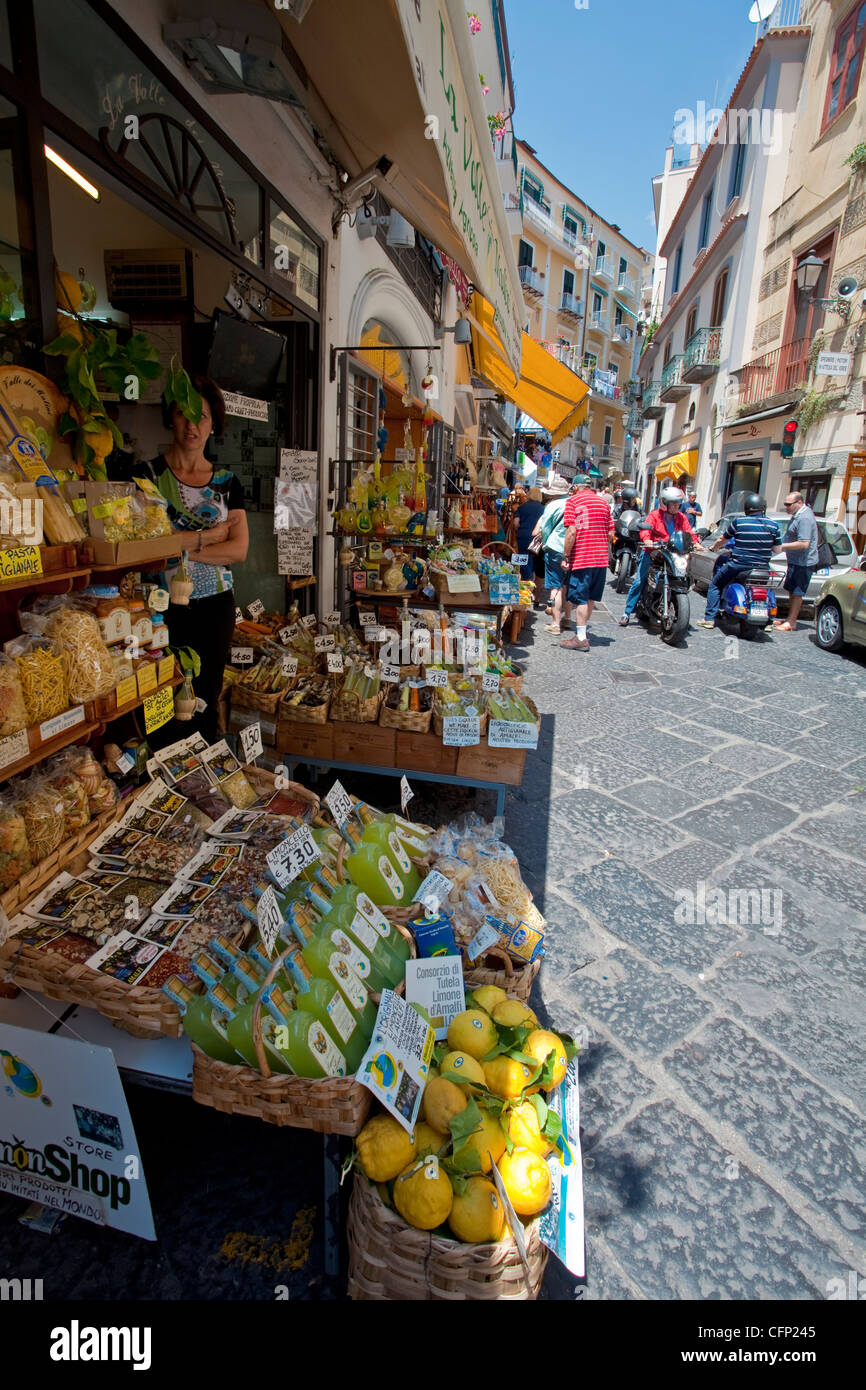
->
[393,1157,454,1230]
[492,999,538,1029]
[422,1076,467,1133]
[412,1121,446,1156]
[483,1055,536,1101]
[523,1029,568,1090]
[452,1108,507,1173]
[504,1100,553,1157]
[497,1147,553,1217]
[470,985,508,1015]
[56,311,84,343]
[446,1009,498,1061]
[448,1176,507,1243]
[356,1113,416,1182]
[55,269,83,312]
[440,1050,486,1089]
[84,418,115,460]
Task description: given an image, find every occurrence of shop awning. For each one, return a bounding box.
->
[655,449,698,480]
[591,282,609,297]
[614,299,637,318]
[467,296,590,445]
[279,0,523,375]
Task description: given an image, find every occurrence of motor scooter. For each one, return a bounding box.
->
[609,508,643,592]
[714,550,778,639]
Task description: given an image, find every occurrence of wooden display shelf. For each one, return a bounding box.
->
[0,718,101,785]
[351,588,423,601]
[0,566,91,595]
[104,673,183,721]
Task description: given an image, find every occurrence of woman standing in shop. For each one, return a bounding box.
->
[146,376,248,742]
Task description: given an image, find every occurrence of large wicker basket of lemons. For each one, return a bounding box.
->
[346,987,576,1301]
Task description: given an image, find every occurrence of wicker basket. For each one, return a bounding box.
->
[463,948,542,1005]
[243,766,320,819]
[277,682,331,725]
[189,941,372,1133]
[347,1175,548,1300]
[0,804,124,920]
[330,690,383,724]
[499,669,523,696]
[379,692,432,733]
[231,683,286,715]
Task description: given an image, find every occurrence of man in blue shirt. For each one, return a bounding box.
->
[774,491,820,632]
[697,493,782,629]
[681,488,703,526]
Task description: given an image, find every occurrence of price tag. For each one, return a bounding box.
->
[425,668,449,688]
[195,697,207,714]
[358,611,376,627]
[143,685,175,735]
[281,655,298,678]
[482,673,500,692]
[278,624,298,645]
[512,553,528,568]
[369,627,387,643]
[266,824,320,889]
[380,663,400,684]
[231,646,254,665]
[466,918,503,962]
[441,715,481,746]
[115,751,135,775]
[158,654,175,685]
[400,776,414,814]
[327,652,344,674]
[302,613,318,629]
[325,779,353,828]
[414,869,453,913]
[247,599,266,621]
[0,728,28,773]
[115,674,137,709]
[240,722,263,763]
[324,610,341,627]
[235,607,243,624]
[257,886,283,960]
[314,634,336,653]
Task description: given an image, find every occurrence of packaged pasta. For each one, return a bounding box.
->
[0,653,28,738]
[0,792,32,889]
[10,775,66,862]
[43,602,116,702]
[65,745,117,815]
[43,750,91,837]
[8,636,68,724]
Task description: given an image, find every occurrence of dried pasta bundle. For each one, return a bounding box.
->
[11,778,66,863]
[44,605,116,701]
[0,654,28,738]
[44,752,91,837]
[10,638,68,724]
[0,795,32,889]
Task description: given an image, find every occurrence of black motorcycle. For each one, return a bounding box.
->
[609,508,643,593]
[634,529,693,644]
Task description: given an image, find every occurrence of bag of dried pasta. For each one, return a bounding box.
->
[9,775,66,863]
[43,600,116,702]
[131,477,173,538]
[0,653,28,738]
[43,749,91,837]
[0,790,32,889]
[7,635,68,725]
[64,744,117,815]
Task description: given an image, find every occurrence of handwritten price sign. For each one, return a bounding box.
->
[482,673,500,692]
[327,651,344,674]
[278,625,298,645]
[281,655,298,678]
[314,634,336,653]
[325,779,353,828]
[240,722,263,763]
[266,825,320,889]
[380,663,401,684]
[425,668,449,689]
[230,647,254,665]
[257,886,283,959]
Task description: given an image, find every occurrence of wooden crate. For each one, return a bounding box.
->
[395,730,457,776]
[456,737,526,786]
[276,722,334,762]
[336,723,396,767]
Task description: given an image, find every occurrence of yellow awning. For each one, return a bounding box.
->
[655,449,698,481]
[467,296,590,444]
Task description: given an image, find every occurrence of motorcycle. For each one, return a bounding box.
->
[634,530,693,644]
[609,508,643,593]
[714,550,778,639]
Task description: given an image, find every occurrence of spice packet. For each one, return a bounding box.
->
[85,929,167,986]
[22,873,99,923]
[152,880,216,919]
[88,823,147,863]
[208,808,267,840]
[156,733,209,784]
[179,841,243,888]
[200,739,259,810]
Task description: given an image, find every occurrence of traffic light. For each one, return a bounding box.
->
[781,420,798,459]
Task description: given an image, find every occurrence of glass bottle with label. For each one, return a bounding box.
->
[163,976,241,1064]
[304,880,403,989]
[259,985,348,1078]
[355,804,423,896]
[225,988,296,1075]
[342,820,413,908]
[288,909,377,1037]
[282,945,368,1072]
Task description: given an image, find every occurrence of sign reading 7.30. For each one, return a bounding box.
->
[265,825,320,888]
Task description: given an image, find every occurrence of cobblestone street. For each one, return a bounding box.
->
[504,589,866,1301]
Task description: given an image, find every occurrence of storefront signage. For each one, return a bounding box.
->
[223,390,270,422]
[266,825,320,888]
[0,546,43,582]
[816,352,851,378]
[446,572,481,593]
[239,722,263,763]
[0,1022,155,1240]
[143,685,174,735]
[404,956,465,1042]
[442,715,481,746]
[488,719,538,749]
[256,886,283,959]
[325,779,353,828]
[0,728,29,772]
[358,990,434,1134]
[278,449,319,484]
[39,704,86,744]
[276,528,314,576]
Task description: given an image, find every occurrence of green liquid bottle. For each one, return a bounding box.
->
[282,946,368,1072]
[356,802,431,861]
[342,820,413,907]
[260,985,348,1078]
[289,908,378,1037]
[304,877,402,991]
[225,988,296,1074]
[163,976,242,1064]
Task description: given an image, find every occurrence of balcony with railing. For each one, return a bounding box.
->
[641,381,664,419]
[594,254,614,279]
[758,0,803,37]
[683,326,722,382]
[733,337,809,413]
[660,354,689,401]
[559,292,583,321]
[626,406,644,433]
[588,308,608,333]
[523,194,553,236]
[592,371,621,401]
[616,273,637,298]
[519,264,544,299]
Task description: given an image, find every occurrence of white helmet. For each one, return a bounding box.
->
[659,486,684,506]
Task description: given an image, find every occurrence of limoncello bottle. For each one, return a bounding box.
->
[304,879,402,990]
[356,802,430,863]
[342,820,411,907]
[260,985,348,1078]
[163,976,241,1064]
[289,909,378,1037]
[282,945,368,1072]
[225,989,295,1074]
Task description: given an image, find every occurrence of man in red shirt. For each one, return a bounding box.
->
[619,486,701,625]
[561,478,615,651]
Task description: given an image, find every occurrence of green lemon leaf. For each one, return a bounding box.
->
[541,1109,562,1144]
[446,1169,469,1198]
[559,1031,580,1062]
[57,412,78,437]
[448,1096,483,1150]
[42,333,81,357]
[440,1069,477,1087]
[448,1145,484,1174]
[530,1093,548,1128]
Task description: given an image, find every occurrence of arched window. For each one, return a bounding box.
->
[710,269,729,327]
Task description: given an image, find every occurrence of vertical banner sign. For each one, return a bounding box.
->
[395,0,523,378]
[0,1023,155,1240]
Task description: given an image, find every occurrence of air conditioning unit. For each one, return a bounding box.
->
[105,249,192,307]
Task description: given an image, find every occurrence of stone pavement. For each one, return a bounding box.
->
[503,584,866,1301]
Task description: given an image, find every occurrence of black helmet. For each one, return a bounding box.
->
[620,486,638,501]
[743,493,766,515]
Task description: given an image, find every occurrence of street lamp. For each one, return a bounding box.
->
[795,251,825,296]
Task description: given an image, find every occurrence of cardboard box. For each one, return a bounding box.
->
[276,722,334,762]
[335,723,396,767]
[456,738,526,786]
[396,731,457,776]
[85,535,185,568]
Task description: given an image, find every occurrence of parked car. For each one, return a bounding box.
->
[814,553,866,652]
[689,513,858,609]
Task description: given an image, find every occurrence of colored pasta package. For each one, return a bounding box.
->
[64,745,118,815]
[0,791,32,890]
[43,750,91,837]
[8,775,66,863]
[0,653,28,739]
[6,635,68,725]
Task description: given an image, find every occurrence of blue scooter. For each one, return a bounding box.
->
[716,550,778,639]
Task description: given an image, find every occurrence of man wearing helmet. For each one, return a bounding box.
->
[612,486,638,521]
[696,493,781,629]
[619,485,701,626]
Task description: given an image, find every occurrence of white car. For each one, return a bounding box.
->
[689,513,858,609]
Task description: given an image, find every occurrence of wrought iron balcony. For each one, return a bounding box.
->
[616,273,637,298]
[660,354,689,401]
[594,254,614,279]
[733,337,809,412]
[589,308,608,332]
[626,406,644,433]
[559,292,583,320]
[683,327,722,382]
[641,381,664,419]
[519,264,544,299]
[759,0,802,36]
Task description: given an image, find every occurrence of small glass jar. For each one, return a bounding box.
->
[148,613,170,653]
[128,598,153,647]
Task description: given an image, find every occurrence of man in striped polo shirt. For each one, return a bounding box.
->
[697,493,782,629]
[561,478,615,651]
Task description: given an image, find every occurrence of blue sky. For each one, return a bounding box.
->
[503,0,763,249]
